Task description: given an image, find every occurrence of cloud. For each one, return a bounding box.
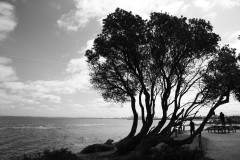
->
[66,57,87,74]
[0,57,18,82]
[0,2,17,41]
[193,0,240,12]
[205,12,217,20]
[0,89,40,106]
[228,31,240,53]
[57,0,189,31]
[226,30,240,41]
[222,30,240,54]
[0,39,94,112]
[86,98,118,108]
[0,68,91,104]
[0,40,92,107]
[31,91,61,103]
[78,39,94,55]
[50,2,61,10]
[180,4,191,12]
[64,39,93,91]
[0,81,61,104]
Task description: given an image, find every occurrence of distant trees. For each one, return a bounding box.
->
[85,8,240,153]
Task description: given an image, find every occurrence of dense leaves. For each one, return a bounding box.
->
[204,45,240,100]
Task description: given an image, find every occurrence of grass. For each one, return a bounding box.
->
[114,144,206,160]
[18,143,212,160]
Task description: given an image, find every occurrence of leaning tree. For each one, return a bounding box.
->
[85,8,240,153]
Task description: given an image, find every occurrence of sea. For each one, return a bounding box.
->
[0,116,139,159]
[0,116,194,160]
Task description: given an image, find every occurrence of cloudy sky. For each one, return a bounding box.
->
[0,0,240,117]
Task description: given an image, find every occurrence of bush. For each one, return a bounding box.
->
[19,148,82,160]
[114,145,205,160]
[80,144,114,154]
[152,145,204,160]
[114,151,149,160]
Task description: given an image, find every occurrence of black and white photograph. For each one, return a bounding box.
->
[0,0,240,159]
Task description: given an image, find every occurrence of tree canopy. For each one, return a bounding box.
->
[85,8,240,153]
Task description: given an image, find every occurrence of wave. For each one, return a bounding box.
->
[0,126,57,130]
[67,123,105,127]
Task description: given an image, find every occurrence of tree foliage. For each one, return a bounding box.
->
[85,8,240,153]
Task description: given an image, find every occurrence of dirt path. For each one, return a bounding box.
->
[202,131,240,160]
[176,130,240,160]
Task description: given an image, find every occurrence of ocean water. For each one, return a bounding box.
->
[0,116,135,160]
[0,116,197,160]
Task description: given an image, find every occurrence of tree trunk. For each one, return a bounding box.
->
[135,134,164,154]
[116,113,153,153]
[126,97,138,138]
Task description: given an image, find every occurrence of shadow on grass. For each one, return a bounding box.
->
[114,145,213,160]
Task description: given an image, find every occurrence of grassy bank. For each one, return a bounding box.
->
[19,133,213,160]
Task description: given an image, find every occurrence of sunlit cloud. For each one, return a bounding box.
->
[0,39,93,108]
[0,89,40,106]
[205,12,217,20]
[78,39,94,55]
[191,0,240,21]
[180,4,190,12]
[57,0,189,31]
[0,81,61,104]
[86,98,117,108]
[66,57,87,74]
[0,2,17,41]
[65,39,94,90]
[0,71,91,105]
[193,0,240,12]
[0,57,18,82]
[225,30,240,53]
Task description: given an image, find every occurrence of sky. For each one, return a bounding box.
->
[0,0,240,118]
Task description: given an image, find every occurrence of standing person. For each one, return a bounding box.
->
[220,112,225,126]
[178,122,183,134]
[198,133,203,149]
[190,120,195,135]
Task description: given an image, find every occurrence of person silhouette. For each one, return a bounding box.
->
[198,133,202,149]
[190,120,195,135]
[220,112,225,126]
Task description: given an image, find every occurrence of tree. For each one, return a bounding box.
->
[85,8,240,153]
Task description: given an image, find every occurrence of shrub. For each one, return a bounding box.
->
[80,144,114,154]
[19,148,82,160]
[114,145,205,160]
[152,145,204,160]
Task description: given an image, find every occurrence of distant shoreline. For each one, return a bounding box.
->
[0,115,128,119]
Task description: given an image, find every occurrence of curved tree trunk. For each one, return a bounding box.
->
[133,97,229,154]
[126,97,138,138]
[116,113,154,153]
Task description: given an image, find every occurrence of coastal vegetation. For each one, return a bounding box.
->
[19,145,207,160]
[85,7,240,155]
[19,148,82,160]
